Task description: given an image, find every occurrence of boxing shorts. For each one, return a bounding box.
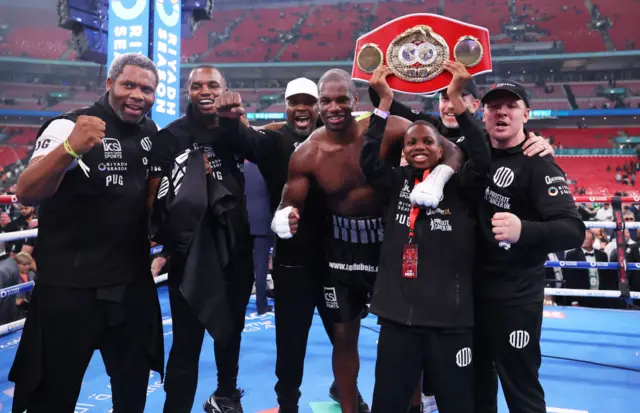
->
[322,215,383,322]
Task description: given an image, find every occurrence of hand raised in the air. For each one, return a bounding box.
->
[443,60,472,100]
[370,65,394,102]
[214,92,246,119]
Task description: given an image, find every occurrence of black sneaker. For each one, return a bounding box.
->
[203,389,244,413]
[328,380,370,413]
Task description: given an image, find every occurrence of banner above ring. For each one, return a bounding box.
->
[352,13,493,95]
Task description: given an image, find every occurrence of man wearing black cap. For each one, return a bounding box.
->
[473,80,584,413]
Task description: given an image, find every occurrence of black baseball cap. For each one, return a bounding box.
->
[481,80,530,108]
[440,79,479,99]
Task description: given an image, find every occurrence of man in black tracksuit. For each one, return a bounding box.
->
[473,81,585,413]
[215,78,361,413]
[148,66,253,413]
[361,63,490,413]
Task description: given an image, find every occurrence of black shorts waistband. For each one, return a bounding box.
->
[331,215,384,244]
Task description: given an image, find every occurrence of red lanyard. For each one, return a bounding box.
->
[408,170,430,242]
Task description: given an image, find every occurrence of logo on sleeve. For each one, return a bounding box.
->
[493,167,514,188]
[545,175,566,185]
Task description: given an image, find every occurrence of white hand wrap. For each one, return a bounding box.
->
[271,206,294,239]
[409,164,455,208]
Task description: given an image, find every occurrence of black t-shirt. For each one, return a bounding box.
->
[475,135,585,304]
[33,94,157,288]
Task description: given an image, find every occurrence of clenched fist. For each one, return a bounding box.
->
[271,206,300,239]
[370,65,394,102]
[492,212,522,244]
[443,60,472,99]
[214,92,246,119]
[66,115,106,155]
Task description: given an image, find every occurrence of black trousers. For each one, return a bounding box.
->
[372,320,474,413]
[253,234,274,313]
[273,263,334,408]
[474,301,546,413]
[163,257,254,413]
[10,276,161,413]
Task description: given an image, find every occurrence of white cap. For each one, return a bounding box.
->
[285,77,318,100]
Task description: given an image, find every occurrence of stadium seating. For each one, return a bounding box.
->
[534,127,640,149]
[1,1,637,61]
[556,156,639,196]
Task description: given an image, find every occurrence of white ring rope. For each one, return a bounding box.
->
[0,219,635,336]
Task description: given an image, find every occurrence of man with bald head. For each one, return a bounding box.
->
[267,68,464,413]
[149,65,253,413]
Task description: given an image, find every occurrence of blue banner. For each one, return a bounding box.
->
[107,0,151,73]
[151,0,182,128]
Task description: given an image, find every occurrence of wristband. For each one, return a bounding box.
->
[63,139,90,178]
[373,108,390,119]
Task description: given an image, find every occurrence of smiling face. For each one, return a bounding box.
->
[402,122,444,170]
[106,65,156,123]
[439,91,480,128]
[188,67,226,118]
[318,79,357,132]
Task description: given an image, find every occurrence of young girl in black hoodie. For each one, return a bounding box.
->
[360,62,490,413]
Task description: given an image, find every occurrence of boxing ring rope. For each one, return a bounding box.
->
[0,228,168,336]
[0,194,636,336]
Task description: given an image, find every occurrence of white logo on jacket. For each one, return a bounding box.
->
[430,218,452,232]
[493,167,514,188]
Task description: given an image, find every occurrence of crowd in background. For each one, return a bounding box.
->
[545,200,640,309]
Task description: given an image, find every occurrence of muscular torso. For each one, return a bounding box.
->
[306,117,403,217]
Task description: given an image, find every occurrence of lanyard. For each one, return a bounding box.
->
[407,170,430,242]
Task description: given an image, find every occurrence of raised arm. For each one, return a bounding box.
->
[271,141,316,239]
[442,61,491,191]
[360,70,396,192]
[368,85,443,127]
[17,116,105,206]
[215,91,283,164]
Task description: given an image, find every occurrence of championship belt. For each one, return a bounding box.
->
[352,14,492,95]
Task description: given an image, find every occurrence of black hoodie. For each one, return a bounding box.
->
[474,136,585,305]
[360,110,490,328]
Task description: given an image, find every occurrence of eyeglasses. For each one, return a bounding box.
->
[625,218,635,222]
